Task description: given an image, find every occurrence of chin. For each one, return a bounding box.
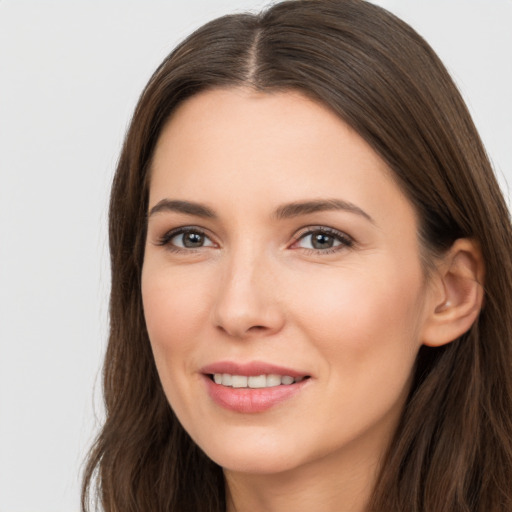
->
[214,452,302,476]
[196,432,305,475]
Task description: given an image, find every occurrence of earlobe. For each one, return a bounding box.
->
[422,239,485,347]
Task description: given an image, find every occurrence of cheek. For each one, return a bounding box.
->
[141,264,216,425]
[290,261,425,376]
[286,263,425,444]
[141,266,212,370]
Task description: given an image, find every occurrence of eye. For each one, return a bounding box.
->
[293,227,354,253]
[157,227,216,251]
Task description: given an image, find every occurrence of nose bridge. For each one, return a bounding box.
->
[212,239,283,338]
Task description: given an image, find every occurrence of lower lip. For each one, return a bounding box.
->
[203,375,308,413]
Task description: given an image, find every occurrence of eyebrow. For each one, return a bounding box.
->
[148,199,216,218]
[272,199,374,223]
[148,198,373,223]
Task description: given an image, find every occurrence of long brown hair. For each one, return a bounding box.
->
[82,1,512,510]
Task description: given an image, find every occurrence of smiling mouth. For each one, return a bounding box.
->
[209,374,310,389]
[204,370,311,413]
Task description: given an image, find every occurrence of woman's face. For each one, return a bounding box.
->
[142,88,435,476]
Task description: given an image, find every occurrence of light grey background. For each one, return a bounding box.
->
[0,1,510,510]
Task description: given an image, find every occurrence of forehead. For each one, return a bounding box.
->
[149,87,414,227]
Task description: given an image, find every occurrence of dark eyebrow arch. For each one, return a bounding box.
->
[273,199,374,223]
[147,198,373,223]
[148,199,216,219]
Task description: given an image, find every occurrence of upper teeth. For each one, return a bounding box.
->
[213,374,304,388]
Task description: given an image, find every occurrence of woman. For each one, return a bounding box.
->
[82,1,512,510]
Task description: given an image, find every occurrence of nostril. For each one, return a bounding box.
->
[249,325,266,331]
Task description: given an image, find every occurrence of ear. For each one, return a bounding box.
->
[421,238,485,347]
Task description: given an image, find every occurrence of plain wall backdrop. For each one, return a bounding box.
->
[0,1,510,510]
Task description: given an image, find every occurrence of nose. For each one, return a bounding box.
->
[211,248,285,339]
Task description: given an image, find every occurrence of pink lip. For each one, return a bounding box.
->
[200,361,311,414]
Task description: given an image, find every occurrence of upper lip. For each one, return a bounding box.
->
[200,361,309,378]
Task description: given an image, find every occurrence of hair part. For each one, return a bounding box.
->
[83,1,512,511]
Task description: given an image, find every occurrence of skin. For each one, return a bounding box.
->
[141,88,450,512]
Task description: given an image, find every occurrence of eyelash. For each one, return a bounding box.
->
[156,226,355,255]
[291,226,354,255]
[156,226,214,254]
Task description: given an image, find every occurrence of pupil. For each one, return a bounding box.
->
[184,232,204,248]
[312,232,333,249]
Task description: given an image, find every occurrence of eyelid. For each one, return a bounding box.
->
[153,224,354,255]
[290,225,355,253]
[155,225,217,251]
